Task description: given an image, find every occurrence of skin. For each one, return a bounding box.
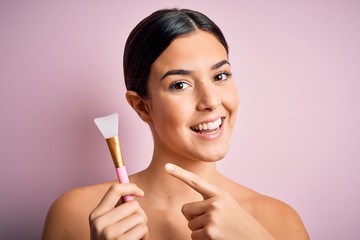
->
[42,30,310,240]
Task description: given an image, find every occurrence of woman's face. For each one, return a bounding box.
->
[145,30,239,163]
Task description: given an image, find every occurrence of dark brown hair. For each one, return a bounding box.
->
[123,8,229,98]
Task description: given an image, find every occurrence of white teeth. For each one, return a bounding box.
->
[191,118,223,132]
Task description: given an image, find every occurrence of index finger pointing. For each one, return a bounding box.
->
[164,163,219,199]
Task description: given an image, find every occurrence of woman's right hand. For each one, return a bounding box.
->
[89,183,148,240]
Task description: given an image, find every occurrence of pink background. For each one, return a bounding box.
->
[1,1,359,239]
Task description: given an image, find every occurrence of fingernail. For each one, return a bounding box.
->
[165,163,175,172]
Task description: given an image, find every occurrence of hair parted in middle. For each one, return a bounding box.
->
[123,8,229,98]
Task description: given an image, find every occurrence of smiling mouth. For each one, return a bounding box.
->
[190,117,224,134]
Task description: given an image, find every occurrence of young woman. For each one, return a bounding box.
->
[42,8,309,240]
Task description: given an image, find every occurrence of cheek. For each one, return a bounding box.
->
[223,85,239,111]
[150,96,189,126]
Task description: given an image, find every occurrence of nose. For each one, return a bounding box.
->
[196,82,221,111]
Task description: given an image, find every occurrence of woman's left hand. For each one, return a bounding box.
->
[165,163,275,240]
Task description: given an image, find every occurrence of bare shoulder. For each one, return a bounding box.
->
[223,178,309,240]
[41,181,113,240]
[249,194,309,240]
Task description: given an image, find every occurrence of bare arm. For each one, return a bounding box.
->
[259,198,310,240]
[42,188,92,240]
[42,183,148,240]
[164,163,310,240]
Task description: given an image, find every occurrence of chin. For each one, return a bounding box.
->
[195,147,228,163]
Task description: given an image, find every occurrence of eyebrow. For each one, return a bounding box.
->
[160,59,230,81]
[211,59,231,70]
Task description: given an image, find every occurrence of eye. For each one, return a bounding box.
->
[214,72,232,81]
[169,81,190,91]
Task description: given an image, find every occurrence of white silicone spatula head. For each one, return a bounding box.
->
[94,113,119,139]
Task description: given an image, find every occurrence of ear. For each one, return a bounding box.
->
[125,91,152,123]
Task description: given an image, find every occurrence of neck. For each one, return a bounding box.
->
[137,150,221,206]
